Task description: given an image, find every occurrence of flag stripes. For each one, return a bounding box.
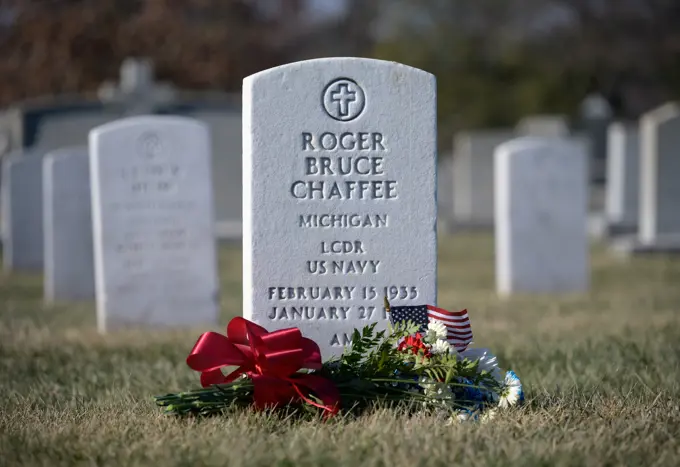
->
[388,303,473,352]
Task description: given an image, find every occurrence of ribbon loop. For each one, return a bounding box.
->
[186,317,339,415]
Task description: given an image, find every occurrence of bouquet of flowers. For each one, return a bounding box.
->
[155,299,523,422]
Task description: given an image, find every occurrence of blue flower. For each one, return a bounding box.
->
[455,377,484,402]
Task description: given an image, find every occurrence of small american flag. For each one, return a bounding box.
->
[387,300,473,352]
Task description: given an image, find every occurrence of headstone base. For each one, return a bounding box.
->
[610,234,680,257]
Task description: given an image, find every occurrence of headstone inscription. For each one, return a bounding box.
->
[243,58,437,357]
[43,147,95,302]
[495,137,589,296]
[89,116,219,331]
[1,150,45,272]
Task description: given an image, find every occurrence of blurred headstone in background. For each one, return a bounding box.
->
[0,99,124,160]
[89,116,220,332]
[495,137,589,296]
[0,58,243,241]
[514,113,604,226]
[1,149,46,272]
[579,93,613,185]
[613,102,680,255]
[603,122,639,237]
[98,58,243,240]
[451,129,515,230]
[43,146,95,303]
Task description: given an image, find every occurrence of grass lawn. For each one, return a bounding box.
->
[1,234,680,466]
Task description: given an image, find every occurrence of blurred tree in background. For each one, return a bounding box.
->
[0,0,679,145]
[0,0,296,104]
[373,0,680,144]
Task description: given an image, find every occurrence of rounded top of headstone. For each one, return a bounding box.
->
[89,116,210,165]
[496,136,580,154]
[89,115,208,138]
[243,58,435,132]
[44,146,88,162]
[642,101,680,123]
[244,57,435,84]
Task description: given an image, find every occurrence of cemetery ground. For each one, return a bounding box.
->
[1,235,679,466]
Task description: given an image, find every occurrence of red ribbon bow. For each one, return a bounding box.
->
[186,317,340,415]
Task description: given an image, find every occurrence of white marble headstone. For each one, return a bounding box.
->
[243,58,437,357]
[89,116,219,332]
[495,137,589,296]
[639,103,680,244]
[605,122,639,229]
[43,147,95,302]
[2,150,45,272]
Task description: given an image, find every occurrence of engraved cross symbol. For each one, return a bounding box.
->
[322,78,365,121]
[331,83,357,118]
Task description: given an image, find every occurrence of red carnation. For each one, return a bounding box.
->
[398,333,431,358]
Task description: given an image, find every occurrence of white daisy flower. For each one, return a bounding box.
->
[457,347,504,382]
[427,319,448,340]
[430,339,451,355]
[498,371,523,409]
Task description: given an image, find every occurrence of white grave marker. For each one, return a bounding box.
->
[43,147,95,302]
[495,137,589,295]
[2,151,45,272]
[243,58,437,356]
[611,103,680,255]
[89,116,219,331]
[605,122,639,232]
[639,103,680,243]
